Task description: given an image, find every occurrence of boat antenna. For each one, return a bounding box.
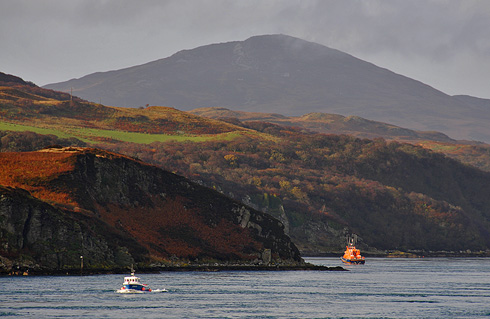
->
[346,234,358,246]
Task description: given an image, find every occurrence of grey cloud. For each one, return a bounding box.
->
[1,0,489,98]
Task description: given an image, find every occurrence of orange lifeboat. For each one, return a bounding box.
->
[341,236,365,265]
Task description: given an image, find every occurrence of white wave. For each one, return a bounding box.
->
[152,288,168,293]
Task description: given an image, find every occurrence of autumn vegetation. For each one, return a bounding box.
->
[0,151,77,205]
[98,125,490,253]
[0,145,285,263]
[2,73,490,255]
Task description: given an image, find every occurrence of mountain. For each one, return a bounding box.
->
[0,147,302,274]
[44,34,490,142]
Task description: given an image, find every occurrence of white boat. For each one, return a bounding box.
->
[116,271,152,293]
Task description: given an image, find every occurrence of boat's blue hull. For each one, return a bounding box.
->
[122,284,151,292]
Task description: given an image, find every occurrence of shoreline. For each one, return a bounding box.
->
[6,253,490,276]
[1,263,347,276]
[304,251,490,258]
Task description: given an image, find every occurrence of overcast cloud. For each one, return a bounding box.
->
[1,0,489,98]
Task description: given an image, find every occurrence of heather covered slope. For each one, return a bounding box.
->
[44,35,490,142]
[0,148,302,273]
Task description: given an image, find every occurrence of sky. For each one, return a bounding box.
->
[1,0,489,99]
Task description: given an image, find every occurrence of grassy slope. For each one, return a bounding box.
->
[0,121,76,139]
[0,120,247,144]
[0,87,262,145]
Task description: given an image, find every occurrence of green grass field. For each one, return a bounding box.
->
[0,121,76,139]
[68,126,243,143]
[0,121,242,144]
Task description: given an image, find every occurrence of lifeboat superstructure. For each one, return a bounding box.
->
[341,236,365,265]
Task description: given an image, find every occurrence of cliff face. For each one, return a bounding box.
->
[66,148,301,262]
[0,186,146,274]
[0,148,301,273]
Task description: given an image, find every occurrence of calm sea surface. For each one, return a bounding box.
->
[1,257,489,318]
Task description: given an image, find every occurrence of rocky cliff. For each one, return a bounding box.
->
[0,185,147,274]
[0,147,302,273]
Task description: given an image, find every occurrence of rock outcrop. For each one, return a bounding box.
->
[0,185,147,274]
[0,147,302,273]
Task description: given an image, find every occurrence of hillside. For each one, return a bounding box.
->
[2,74,490,257]
[190,107,456,143]
[44,34,490,143]
[190,107,490,173]
[0,74,258,145]
[415,141,490,173]
[102,128,490,254]
[0,147,302,274]
[0,71,83,102]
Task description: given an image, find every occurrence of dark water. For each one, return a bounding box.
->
[1,258,489,318]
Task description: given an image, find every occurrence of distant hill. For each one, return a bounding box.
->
[0,147,302,273]
[1,71,82,102]
[44,35,490,142]
[0,71,34,86]
[190,107,457,143]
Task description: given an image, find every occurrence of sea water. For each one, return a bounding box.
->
[1,257,489,318]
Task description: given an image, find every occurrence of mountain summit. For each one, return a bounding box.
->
[44,34,490,142]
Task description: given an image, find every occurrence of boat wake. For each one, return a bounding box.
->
[152,288,168,293]
[116,289,145,294]
[116,288,167,294]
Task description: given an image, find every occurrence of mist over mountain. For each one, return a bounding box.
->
[44,34,490,142]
